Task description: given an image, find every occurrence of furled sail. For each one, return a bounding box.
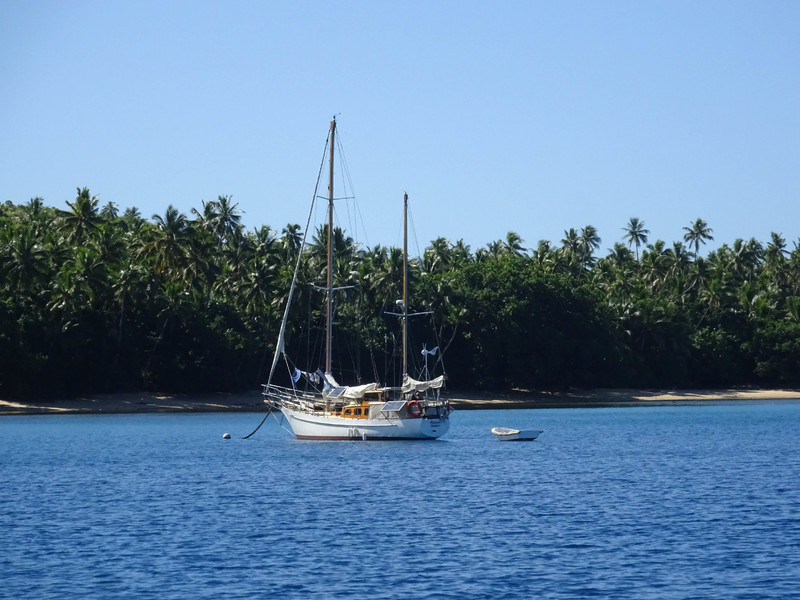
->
[401,374,445,394]
[341,383,380,399]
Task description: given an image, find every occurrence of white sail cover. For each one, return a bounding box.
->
[319,372,379,399]
[401,374,445,394]
[341,382,380,399]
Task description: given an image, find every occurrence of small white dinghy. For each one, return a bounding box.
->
[491,427,543,441]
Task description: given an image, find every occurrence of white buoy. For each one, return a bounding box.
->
[222,433,231,439]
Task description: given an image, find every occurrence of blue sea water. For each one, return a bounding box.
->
[2,402,800,599]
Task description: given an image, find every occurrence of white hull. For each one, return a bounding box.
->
[280,405,449,440]
[491,427,542,441]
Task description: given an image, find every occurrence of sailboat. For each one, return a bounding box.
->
[259,118,451,440]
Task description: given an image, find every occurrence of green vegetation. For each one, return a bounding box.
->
[2,189,800,398]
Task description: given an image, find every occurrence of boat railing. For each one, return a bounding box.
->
[263,384,318,410]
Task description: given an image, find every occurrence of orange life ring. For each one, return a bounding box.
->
[407,400,422,418]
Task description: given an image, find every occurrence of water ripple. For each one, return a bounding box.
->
[2,404,800,598]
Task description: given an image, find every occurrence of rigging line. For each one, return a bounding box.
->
[369,345,380,385]
[243,126,332,440]
[271,393,293,436]
[354,201,370,250]
[407,201,424,262]
[430,311,443,358]
[427,311,446,376]
[335,130,359,245]
[335,129,372,250]
[337,130,355,198]
[279,418,294,437]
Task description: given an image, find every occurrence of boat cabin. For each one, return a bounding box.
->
[339,391,386,419]
[340,400,371,419]
[336,388,447,421]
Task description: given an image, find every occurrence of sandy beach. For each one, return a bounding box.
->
[2,387,799,416]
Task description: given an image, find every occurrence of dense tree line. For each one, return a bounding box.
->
[2,188,800,398]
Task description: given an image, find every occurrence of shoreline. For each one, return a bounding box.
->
[444,387,800,409]
[2,387,800,416]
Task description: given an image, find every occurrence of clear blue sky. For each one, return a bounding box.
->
[2,0,799,257]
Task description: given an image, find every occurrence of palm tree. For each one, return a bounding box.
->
[622,217,649,260]
[560,228,581,254]
[310,225,358,283]
[450,239,473,268]
[100,202,119,220]
[215,195,243,242]
[486,240,505,260]
[1,223,50,303]
[121,207,145,233]
[595,243,636,307]
[280,223,303,260]
[111,260,146,365]
[93,222,127,263]
[123,206,142,220]
[640,240,668,293]
[250,225,278,263]
[225,227,279,319]
[70,244,108,307]
[764,232,787,266]
[424,237,452,274]
[25,196,45,215]
[360,244,388,297]
[194,195,243,246]
[686,255,710,304]
[531,240,556,272]
[140,205,193,283]
[580,225,601,267]
[57,187,101,244]
[47,264,81,317]
[366,245,404,310]
[682,218,714,257]
[503,231,526,257]
[760,232,788,293]
[606,242,635,271]
[664,241,692,301]
[560,228,582,272]
[23,197,49,234]
[789,241,800,296]
[729,237,763,283]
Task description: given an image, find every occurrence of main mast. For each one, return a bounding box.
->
[325,118,336,376]
[402,192,408,377]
